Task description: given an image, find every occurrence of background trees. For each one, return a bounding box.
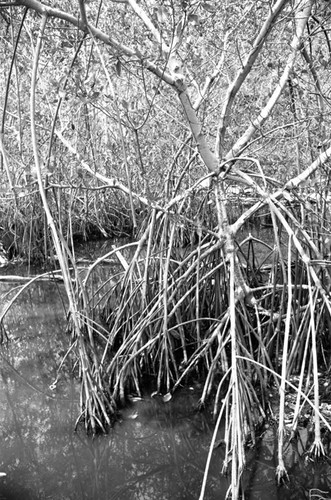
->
[0,1,329,222]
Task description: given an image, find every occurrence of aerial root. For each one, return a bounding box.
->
[275,463,289,485]
[308,487,331,500]
[307,439,326,461]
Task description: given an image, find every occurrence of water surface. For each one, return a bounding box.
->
[0,264,228,500]
[0,257,330,500]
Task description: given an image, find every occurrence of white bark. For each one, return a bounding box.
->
[225,0,314,161]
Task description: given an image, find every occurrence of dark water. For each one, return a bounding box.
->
[0,255,330,500]
[0,263,230,500]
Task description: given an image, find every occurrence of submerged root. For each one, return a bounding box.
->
[74,390,117,434]
[275,463,289,485]
[0,324,8,344]
[308,488,331,500]
[221,456,231,476]
[308,439,326,461]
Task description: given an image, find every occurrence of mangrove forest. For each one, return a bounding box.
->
[1,0,331,498]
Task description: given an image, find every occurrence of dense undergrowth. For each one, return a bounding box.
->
[3,180,331,498]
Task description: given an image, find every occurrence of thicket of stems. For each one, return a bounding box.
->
[2,162,331,497]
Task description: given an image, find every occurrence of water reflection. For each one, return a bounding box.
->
[1,262,330,500]
[0,270,227,500]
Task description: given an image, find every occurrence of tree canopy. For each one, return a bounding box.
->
[1,0,330,216]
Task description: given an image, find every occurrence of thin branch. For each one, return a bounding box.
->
[300,45,325,121]
[14,0,176,85]
[230,139,331,233]
[193,31,230,111]
[127,0,170,54]
[89,30,137,228]
[225,0,314,162]
[1,7,28,164]
[215,0,289,159]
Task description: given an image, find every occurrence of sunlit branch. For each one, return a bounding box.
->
[77,0,88,29]
[127,0,170,54]
[225,0,314,161]
[215,0,289,159]
[14,0,176,84]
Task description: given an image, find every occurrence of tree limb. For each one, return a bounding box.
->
[215,0,289,159]
[225,0,314,162]
[13,0,176,84]
[127,0,170,54]
[77,0,88,29]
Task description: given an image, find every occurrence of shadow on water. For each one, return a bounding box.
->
[0,264,230,500]
[0,256,330,499]
[243,425,331,499]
